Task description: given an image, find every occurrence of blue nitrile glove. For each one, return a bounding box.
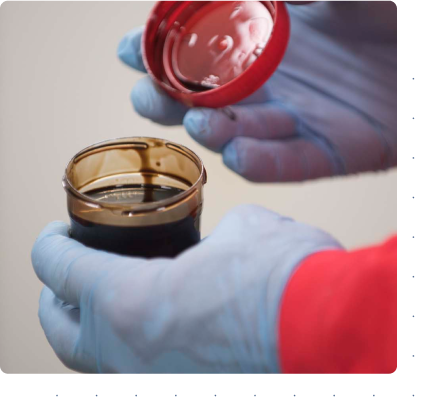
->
[32,205,342,373]
[117,3,396,182]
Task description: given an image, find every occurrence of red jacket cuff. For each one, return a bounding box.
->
[278,236,397,373]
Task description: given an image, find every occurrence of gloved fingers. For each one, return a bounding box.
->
[131,76,188,125]
[118,26,188,125]
[32,221,142,307]
[117,26,146,72]
[38,287,95,373]
[183,102,297,152]
[32,221,103,306]
[222,137,336,182]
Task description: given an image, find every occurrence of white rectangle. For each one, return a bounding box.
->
[414,218,443,237]
[415,315,443,334]
[415,315,443,374]
[413,197,443,219]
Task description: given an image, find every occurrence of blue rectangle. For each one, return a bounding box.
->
[412,157,443,168]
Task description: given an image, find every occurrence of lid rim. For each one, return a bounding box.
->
[142,1,290,108]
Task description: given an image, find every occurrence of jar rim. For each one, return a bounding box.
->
[62,137,206,214]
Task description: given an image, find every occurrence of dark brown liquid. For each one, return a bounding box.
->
[69,184,200,258]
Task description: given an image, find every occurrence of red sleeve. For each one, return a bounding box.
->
[278,236,397,373]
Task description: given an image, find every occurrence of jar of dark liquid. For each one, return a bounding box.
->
[62,137,206,258]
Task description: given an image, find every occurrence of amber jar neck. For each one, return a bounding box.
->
[63,137,206,227]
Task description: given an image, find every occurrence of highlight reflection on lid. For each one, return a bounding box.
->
[173,1,273,89]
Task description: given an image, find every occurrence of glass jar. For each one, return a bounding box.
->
[62,137,206,258]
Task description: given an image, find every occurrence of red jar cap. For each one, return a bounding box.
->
[142,1,290,108]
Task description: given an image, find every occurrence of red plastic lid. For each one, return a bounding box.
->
[142,1,290,108]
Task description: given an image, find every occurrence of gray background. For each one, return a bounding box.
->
[0,2,396,373]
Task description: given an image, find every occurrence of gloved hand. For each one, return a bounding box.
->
[117,3,396,182]
[32,205,342,373]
